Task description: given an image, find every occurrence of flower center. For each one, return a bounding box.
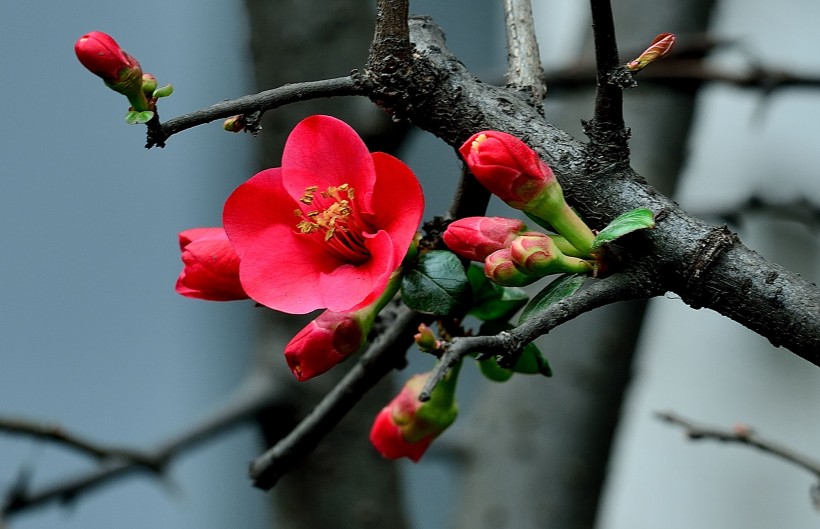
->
[294,183,370,263]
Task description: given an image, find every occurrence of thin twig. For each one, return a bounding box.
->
[503,0,547,106]
[3,373,284,517]
[145,76,365,148]
[249,305,423,489]
[420,271,656,400]
[657,411,820,481]
[0,418,152,465]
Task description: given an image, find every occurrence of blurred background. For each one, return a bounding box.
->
[1,1,819,528]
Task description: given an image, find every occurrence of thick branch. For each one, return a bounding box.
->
[363,17,820,362]
[249,305,422,490]
[503,0,547,104]
[145,76,364,148]
[3,374,283,517]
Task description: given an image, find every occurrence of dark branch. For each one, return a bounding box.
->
[657,411,820,484]
[0,418,152,465]
[3,374,284,517]
[368,0,412,68]
[502,0,547,106]
[585,0,629,165]
[249,305,423,490]
[363,17,820,361]
[420,271,656,400]
[145,76,365,148]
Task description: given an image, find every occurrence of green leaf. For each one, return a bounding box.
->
[125,110,154,125]
[518,273,586,325]
[401,250,470,315]
[512,342,553,377]
[466,264,529,322]
[591,208,655,250]
[153,83,174,98]
[478,356,514,382]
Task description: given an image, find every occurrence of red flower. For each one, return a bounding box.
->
[223,115,424,314]
[175,227,248,301]
[284,310,367,381]
[75,31,141,84]
[442,216,526,262]
[459,131,557,209]
[370,371,458,462]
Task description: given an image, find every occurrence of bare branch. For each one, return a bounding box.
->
[145,76,365,148]
[3,373,284,517]
[585,0,629,164]
[368,0,412,67]
[249,305,423,490]
[657,411,820,485]
[503,0,547,106]
[0,418,153,465]
[420,271,658,400]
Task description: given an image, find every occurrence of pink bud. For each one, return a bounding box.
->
[175,228,248,301]
[626,33,676,72]
[414,323,441,352]
[75,31,141,84]
[443,216,526,262]
[510,233,594,276]
[369,372,458,462]
[509,233,560,274]
[484,248,538,287]
[459,131,558,209]
[284,310,366,381]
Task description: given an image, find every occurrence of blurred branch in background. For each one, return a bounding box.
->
[657,411,820,510]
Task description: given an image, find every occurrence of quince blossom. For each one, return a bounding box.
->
[223,115,424,314]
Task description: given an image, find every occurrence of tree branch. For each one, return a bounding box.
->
[3,373,284,517]
[657,411,820,493]
[145,76,365,148]
[585,0,630,164]
[0,418,154,466]
[249,305,423,490]
[503,0,547,106]
[419,271,657,400]
[361,17,820,361]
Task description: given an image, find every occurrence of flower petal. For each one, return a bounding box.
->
[223,168,296,257]
[367,152,425,265]
[280,115,376,206]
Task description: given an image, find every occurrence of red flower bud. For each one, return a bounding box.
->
[459,131,558,209]
[75,31,141,85]
[443,216,526,262]
[510,233,594,276]
[484,248,538,287]
[370,371,458,462]
[175,228,248,301]
[284,310,367,381]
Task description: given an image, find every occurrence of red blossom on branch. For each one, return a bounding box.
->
[284,309,367,381]
[74,31,141,84]
[175,228,248,301]
[369,371,458,462]
[223,115,424,314]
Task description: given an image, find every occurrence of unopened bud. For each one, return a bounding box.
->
[626,33,676,72]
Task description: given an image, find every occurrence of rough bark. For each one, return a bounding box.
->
[360,16,820,362]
